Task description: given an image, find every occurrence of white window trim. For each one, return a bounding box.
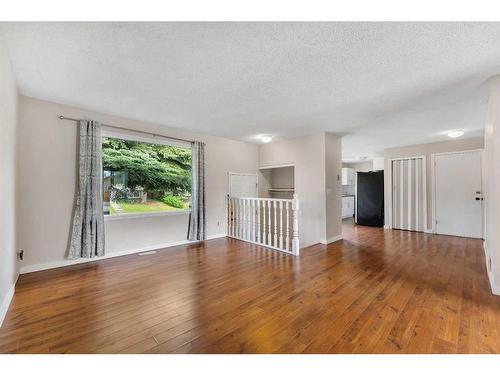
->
[104,210,191,221]
[102,130,192,221]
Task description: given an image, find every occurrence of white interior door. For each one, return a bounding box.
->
[392,157,425,232]
[434,150,482,238]
[228,173,258,198]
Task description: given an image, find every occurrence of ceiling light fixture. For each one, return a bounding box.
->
[448,130,464,138]
[261,135,273,143]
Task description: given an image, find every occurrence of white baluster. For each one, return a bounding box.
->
[267,200,272,246]
[257,200,261,243]
[246,199,250,241]
[273,200,278,248]
[232,197,236,237]
[234,198,237,238]
[286,201,290,251]
[239,199,243,239]
[233,198,237,238]
[248,199,252,241]
[236,199,241,238]
[233,198,236,238]
[251,199,256,242]
[292,194,299,256]
[245,199,249,240]
[279,201,284,250]
[262,200,266,244]
[227,197,232,237]
[250,199,254,241]
[244,199,248,240]
[242,199,247,240]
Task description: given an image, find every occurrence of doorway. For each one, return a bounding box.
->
[432,150,482,238]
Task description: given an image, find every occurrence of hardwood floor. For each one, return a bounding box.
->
[1,219,499,354]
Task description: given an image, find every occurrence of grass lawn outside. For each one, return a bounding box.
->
[110,200,189,214]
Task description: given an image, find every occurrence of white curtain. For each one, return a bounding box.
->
[68,120,105,258]
[188,141,206,241]
[392,158,425,232]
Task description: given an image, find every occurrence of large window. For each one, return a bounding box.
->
[102,135,192,216]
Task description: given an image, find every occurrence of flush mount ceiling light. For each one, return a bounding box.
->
[359,156,368,160]
[448,130,464,138]
[261,135,273,143]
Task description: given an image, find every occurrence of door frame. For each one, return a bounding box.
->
[227,172,259,197]
[388,155,427,232]
[430,149,483,236]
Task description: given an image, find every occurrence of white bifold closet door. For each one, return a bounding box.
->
[392,158,425,232]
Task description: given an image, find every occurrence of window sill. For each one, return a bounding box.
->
[104,210,191,221]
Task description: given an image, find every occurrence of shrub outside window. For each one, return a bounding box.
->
[102,135,192,216]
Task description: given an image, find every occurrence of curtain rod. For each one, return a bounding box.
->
[58,115,193,144]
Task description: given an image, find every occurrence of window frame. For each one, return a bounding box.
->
[101,129,192,221]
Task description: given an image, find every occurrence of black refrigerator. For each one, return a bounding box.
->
[356,170,384,227]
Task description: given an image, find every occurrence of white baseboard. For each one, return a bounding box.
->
[483,241,500,296]
[0,283,15,328]
[207,233,226,240]
[20,233,227,275]
[319,234,343,245]
[383,225,434,234]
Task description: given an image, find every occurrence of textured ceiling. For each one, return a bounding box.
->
[1,22,499,160]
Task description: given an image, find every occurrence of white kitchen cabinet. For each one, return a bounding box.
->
[341,167,356,185]
[342,196,355,218]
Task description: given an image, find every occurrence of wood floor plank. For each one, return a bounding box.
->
[1,219,499,354]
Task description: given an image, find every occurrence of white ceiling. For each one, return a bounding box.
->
[1,22,499,160]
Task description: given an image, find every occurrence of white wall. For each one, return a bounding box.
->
[372,157,384,171]
[483,76,500,295]
[324,133,342,242]
[384,137,485,231]
[17,96,259,272]
[259,133,342,247]
[0,36,19,325]
[342,161,373,172]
